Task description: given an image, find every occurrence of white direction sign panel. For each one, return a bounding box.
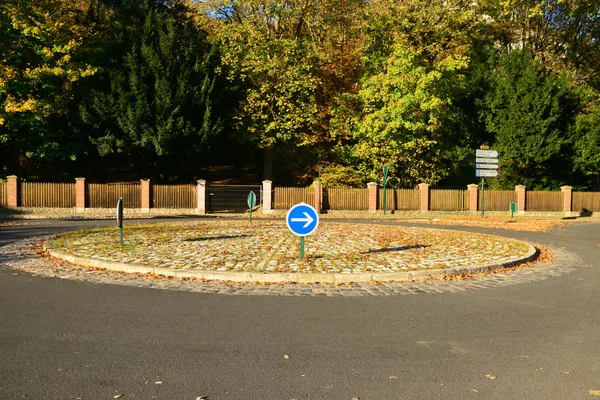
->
[476,163,499,170]
[476,149,498,158]
[476,169,498,177]
[286,203,319,237]
[476,157,498,164]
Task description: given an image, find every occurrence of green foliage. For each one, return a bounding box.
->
[0,0,97,176]
[480,49,579,189]
[347,43,469,187]
[572,97,600,189]
[81,2,225,181]
[318,164,365,188]
[1,0,598,188]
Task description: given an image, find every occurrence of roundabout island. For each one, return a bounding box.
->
[45,219,538,284]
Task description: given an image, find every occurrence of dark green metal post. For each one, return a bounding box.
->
[300,236,305,260]
[383,166,389,215]
[481,178,485,218]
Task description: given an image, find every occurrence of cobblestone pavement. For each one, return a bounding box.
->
[49,221,531,274]
[0,236,585,296]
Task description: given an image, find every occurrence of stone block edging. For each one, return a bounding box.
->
[44,240,538,284]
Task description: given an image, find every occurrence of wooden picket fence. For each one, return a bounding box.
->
[526,191,563,211]
[273,187,313,209]
[153,184,196,208]
[88,183,141,208]
[325,188,368,210]
[573,192,600,212]
[480,190,516,211]
[4,177,600,213]
[0,181,6,207]
[377,189,420,211]
[430,189,469,211]
[21,182,76,208]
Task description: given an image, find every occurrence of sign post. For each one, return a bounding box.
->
[475,148,499,218]
[247,191,257,221]
[116,197,124,246]
[510,202,517,218]
[382,166,389,215]
[286,203,319,260]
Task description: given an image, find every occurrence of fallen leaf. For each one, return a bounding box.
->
[283,355,290,359]
[155,381,162,385]
[471,389,478,393]
[113,395,123,399]
[352,397,360,400]
[196,397,208,400]
[590,390,600,396]
[485,374,496,380]
[389,376,398,379]
[564,371,569,374]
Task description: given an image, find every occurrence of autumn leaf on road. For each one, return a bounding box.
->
[589,390,600,396]
[485,374,496,380]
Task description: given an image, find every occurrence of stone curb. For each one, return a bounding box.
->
[43,240,538,284]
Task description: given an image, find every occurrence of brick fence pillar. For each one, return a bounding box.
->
[418,183,430,212]
[515,185,526,214]
[197,179,206,214]
[141,179,151,213]
[314,180,322,213]
[75,177,86,212]
[7,175,18,207]
[262,180,272,213]
[467,184,478,212]
[368,182,377,212]
[561,185,573,213]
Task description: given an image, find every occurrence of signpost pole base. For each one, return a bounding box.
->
[300,237,305,260]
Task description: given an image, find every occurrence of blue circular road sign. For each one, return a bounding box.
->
[286,203,319,237]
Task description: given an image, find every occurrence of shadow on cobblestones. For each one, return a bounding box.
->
[184,234,252,241]
[361,244,428,254]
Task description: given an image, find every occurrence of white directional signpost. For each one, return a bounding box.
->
[286,203,320,260]
[475,148,499,217]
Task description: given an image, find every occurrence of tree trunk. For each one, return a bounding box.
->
[262,147,274,181]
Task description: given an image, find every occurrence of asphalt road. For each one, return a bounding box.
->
[0,218,599,400]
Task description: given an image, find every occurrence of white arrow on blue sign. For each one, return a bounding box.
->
[286,203,319,236]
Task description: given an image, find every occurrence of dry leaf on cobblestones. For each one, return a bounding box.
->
[283,354,290,359]
[590,390,600,396]
[485,374,496,380]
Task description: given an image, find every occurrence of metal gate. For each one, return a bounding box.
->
[207,185,262,213]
